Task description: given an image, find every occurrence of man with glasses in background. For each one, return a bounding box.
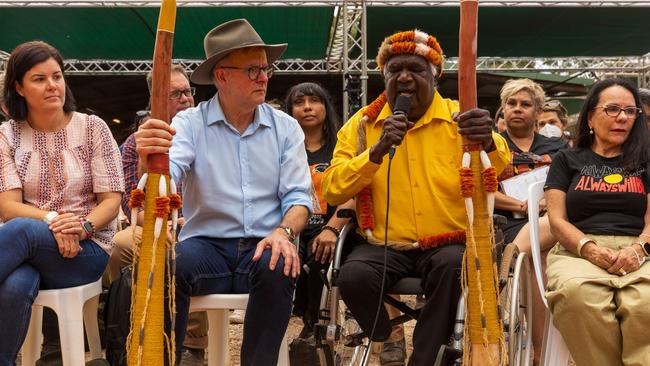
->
[135,19,311,365]
[108,64,209,366]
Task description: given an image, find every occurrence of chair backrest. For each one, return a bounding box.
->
[527,180,548,308]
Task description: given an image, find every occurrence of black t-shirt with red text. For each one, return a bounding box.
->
[545,148,649,236]
[302,144,336,241]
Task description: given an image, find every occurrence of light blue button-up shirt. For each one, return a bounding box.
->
[169,94,312,241]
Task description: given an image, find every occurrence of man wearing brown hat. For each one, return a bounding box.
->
[135,19,312,365]
[322,29,510,365]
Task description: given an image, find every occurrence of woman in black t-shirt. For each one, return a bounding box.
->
[284,83,355,345]
[545,78,650,366]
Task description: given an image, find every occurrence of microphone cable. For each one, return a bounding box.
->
[367,94,409,349]
[367,148,395,347]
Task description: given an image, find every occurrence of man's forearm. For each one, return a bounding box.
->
[278,205,309,235]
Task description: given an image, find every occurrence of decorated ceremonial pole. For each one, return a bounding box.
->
[458,1,506,365]
[127,0,180,365]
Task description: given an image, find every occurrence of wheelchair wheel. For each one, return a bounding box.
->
[499,244,533,366]
[316,284,371,366]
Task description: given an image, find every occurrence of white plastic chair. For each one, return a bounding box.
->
[20,278,103,366]
[189,293,289,366]
[527,180,571,366]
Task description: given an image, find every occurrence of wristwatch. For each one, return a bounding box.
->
[277,226,296,243]
[640,241,650,257]
[80,218,95,240]
[42,211,59,225]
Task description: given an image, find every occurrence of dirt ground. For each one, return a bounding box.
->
[228,296,417,366]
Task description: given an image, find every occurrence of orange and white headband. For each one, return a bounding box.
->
[376,29,444,73]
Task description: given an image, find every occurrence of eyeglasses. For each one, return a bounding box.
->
[216,65,274,81]
[169,87,196,100]
[594,105,642,118]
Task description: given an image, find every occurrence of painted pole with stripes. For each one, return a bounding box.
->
[458,1,506,364]
[127,0,180,365]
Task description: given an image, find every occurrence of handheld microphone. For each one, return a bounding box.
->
[388,94,412,159]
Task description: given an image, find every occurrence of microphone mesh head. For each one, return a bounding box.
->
[394,94,412,115]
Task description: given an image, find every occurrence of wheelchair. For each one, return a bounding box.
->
[313,210,533,366]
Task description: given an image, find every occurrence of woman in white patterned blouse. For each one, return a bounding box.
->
[0,41,124,363]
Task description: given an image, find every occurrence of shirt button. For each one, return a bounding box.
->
[416,211,423,216]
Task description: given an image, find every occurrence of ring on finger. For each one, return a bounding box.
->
[619,269,627,276]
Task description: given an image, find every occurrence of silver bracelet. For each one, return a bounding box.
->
[631,247,645,266]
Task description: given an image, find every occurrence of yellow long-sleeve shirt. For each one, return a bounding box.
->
[322,91,510,245]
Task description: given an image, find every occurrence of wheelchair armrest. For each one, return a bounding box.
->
[332,222,356,271]
[336,208,356,219]
[493,214,507,227]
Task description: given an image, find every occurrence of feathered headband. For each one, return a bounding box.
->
[376,29,444,73]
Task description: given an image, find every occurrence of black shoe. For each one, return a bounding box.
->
[36,340,62,366]
[179,347,205,366]
[289,337,319,366]
[298,324,315,339]
[379,338,406,366]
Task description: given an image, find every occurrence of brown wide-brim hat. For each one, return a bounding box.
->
[191,19,288,85]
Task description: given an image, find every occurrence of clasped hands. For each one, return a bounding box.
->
[48,210,85,258]
[582,243,645,276]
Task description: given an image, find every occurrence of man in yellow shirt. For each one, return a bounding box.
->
[322,29,510,366]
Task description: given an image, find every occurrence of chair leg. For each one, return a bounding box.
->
[83,295,102,360]
[57,305,86,366]
[21,305,43,366]
[541,312,571,366]
[206,309,230,366]
[277,331,289,366]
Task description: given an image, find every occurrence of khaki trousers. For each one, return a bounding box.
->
[111,225,208,349]
[546,235,650,366]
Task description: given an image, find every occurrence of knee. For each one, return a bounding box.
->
[252,250,294,287]
[548,278,599,315]
[427,245,464,275]
[620,285,650,321]
[2,217,49,239]
[0,265,40,303]
[337,261,376,297]
[112,227,136,253]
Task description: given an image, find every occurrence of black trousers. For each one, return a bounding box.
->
[337,240,464,366]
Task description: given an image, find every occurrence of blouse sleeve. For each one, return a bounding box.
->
[544,149,571,192]
[0,125,22,193]
[89,115,125,193]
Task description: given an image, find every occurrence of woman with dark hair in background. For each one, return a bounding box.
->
[0,41,123,364]
[545,78,650,365]
[284,82,355,362]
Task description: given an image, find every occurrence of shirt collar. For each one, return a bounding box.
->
[206,93,271,131]
[372,90,455,129]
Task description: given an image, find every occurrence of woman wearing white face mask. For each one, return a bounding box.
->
[538,122,564,138]
[538,100,574,146]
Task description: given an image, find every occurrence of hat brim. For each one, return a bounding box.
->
[190,43,287,85]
